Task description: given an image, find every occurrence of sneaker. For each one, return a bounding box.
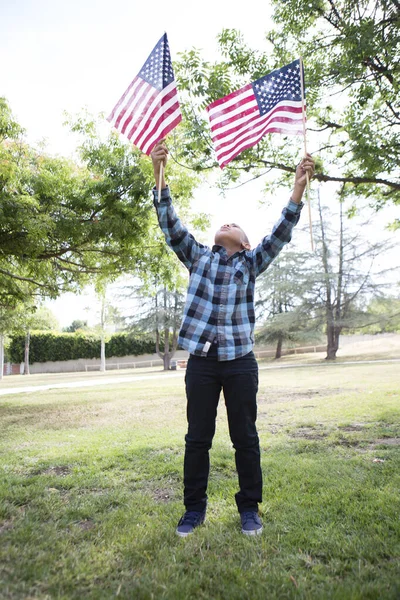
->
[240,511,263,536]
[176,510,206,537]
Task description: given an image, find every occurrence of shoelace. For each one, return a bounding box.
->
[241,512,259,525]
[180,511,204,526]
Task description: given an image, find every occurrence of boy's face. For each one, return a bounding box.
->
[214,223,251,251]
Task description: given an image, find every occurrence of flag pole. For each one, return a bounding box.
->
[299,56,314,252]
[158,162,163,203]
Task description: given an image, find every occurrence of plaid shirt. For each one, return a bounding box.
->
[153,187,303,361]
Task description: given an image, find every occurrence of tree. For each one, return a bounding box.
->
[0,304,24,380]
[254,189,398,360]
[27,306,59,331]
[0,101,201,308]
[0,299,37,378]
[173,1,399,222]
[20,306,56,375]
[255,250,321,358]
[301,189,395,359]
[123,282,185,371]
[256,309,320,358]
[354,295,400,334]
[154,286,185,371]
[93,281,124,373]
[268,0,399,218]
[62,320,88,332]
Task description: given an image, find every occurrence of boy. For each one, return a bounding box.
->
[151,141,315,537]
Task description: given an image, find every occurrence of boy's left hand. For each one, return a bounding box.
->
[295,154,315,188]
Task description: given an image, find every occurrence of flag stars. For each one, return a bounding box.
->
[139,35,176,90]
[251,59,303,116]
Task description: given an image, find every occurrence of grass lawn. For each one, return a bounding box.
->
[0,362,399,599]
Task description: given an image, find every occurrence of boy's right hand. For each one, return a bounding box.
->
[151,139,168,169]
[151,139,168,190]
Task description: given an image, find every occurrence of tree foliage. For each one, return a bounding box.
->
[352,295,400,333]
[256,309,321,358]
[122,282,186,371]
[0,100,202,309]
[173,1,399,221]
[62,319,89,332]
[299,192,394,358]
[256,250,322,357]
[26,306,60,331]
[254,192,397,359]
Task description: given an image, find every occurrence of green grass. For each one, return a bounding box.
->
[0,363,399,599]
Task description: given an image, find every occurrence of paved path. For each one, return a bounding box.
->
[0,372,184,396]
[0,358,399,397]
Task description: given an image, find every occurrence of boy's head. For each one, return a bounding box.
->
[214,223,251,252]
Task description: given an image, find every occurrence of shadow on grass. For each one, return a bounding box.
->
[1,432,400,599]
[1,373,400,599]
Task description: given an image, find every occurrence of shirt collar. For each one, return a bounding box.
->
[212,245,246,260]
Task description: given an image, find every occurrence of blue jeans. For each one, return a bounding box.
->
[183,346,262,513]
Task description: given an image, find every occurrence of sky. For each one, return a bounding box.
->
[2,0,399,327]
[1,0,272,151]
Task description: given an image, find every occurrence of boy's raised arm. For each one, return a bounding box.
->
[290,154,315,205]
[251,154,315,277]
[151,141,208,270]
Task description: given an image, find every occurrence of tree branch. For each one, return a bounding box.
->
[0,267,50,288]
[308,122,343,132]
[256,160,400,191]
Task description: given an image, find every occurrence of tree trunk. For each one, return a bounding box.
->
[100,334,106,372]
[155,292,163,359]
[162,288,170,371]
[0,334,4,380]
[171,291,179,354]
[163,353,171,370]
[326,324,341,360]
[153,286,182,370]
[318,190,338,361]
[334,197,345,329]
[24,329,30,375]
[163,326,170,371]
[100,293,106,372]
[326,324,337,359]
[275,335,283,359]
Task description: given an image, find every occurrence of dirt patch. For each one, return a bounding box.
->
[258,423,283,435]
[334,436,399,449]
[338,423,366,432]
[151,487,177,503]
[335,438,363,447]
[40,465,72,477]
[259,388,350,405]
[369,438,400,447]
[76,488,107,496]
[0,520,14,535]
[288,426,329,440]
[77,519,95,531]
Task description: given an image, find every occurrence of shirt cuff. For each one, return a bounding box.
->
[287,198,304,212]
[152,185,171,203]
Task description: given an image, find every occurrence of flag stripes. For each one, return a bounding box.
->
[207,60,305,168]
[107,33,182,155]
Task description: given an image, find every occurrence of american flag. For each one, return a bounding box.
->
[107,33,182,155]
[207,59,305,168]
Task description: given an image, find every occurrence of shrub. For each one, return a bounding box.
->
[8,332,156,364]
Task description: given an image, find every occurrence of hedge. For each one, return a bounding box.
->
[8,332,156,364]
